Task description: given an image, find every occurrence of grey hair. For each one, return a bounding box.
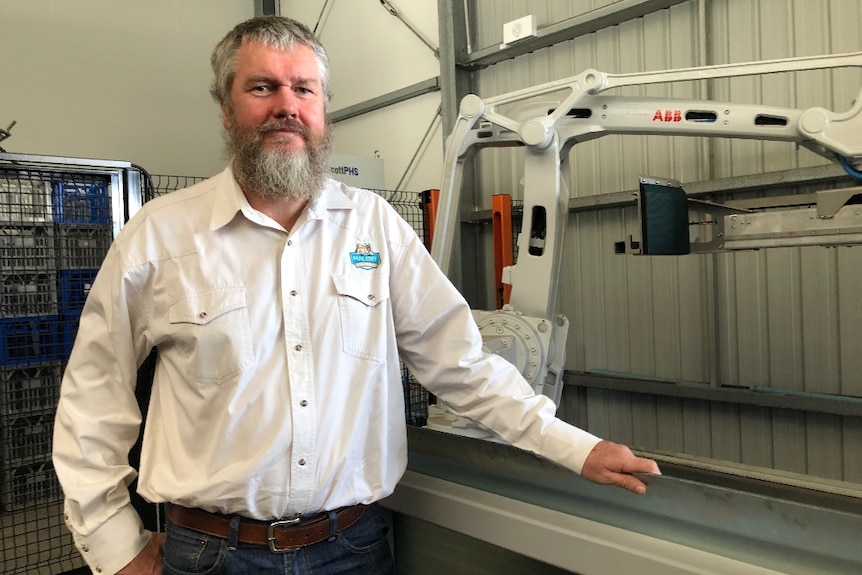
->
[210,16,332,109]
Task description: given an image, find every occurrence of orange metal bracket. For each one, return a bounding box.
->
[492,194,513,309]
[421,189,440,250]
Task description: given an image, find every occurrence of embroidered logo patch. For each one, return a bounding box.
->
[350,243,381,270]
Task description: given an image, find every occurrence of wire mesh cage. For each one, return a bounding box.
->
[374,189,434,426]
[0,162,116,575]
[149,173,206,200]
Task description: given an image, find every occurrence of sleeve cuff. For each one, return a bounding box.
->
[67,501,150,575]
[541,419,603,475]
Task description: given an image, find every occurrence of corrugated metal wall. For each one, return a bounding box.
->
[468,0,862,483]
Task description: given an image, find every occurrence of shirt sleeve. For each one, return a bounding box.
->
[52,241,152,574]
[388,227,602,475]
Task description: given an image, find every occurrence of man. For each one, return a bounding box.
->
[53,16,659,575]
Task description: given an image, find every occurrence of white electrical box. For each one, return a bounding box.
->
[503,15,537,45]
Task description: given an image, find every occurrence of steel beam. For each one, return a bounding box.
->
[389,426,862,575]
[464,0,691,70]
[568,371,862,418]
[330,78,440,123]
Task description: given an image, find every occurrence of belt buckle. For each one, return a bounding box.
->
[267,516,302,553]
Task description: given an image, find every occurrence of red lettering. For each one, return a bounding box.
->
[653,109,683,122]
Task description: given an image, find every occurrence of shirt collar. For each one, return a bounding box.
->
[306,178,358,219]
[209,166,249,231]
[209,168,358,232]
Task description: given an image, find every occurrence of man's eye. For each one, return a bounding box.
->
[251,85,270,93]
[296,87,313,95]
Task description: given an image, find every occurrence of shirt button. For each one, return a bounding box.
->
[199,312,207,319]
[290,290,297,296]
[81,545,90,552]
[287,240,293,246]
[368,294,375,301]
[300,400,308,407]
[294,344,302,351]
[298,459,306,466]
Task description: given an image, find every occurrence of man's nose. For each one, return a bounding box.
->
[273,88,299,119]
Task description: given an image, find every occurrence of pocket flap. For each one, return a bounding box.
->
[332,273,389,307]
[168,288,248,325]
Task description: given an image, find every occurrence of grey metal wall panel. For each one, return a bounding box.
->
[799,248,841,394]
[740,405,774,467]
[570,389,862,483]
[837,248,862,394]
[764,249,805,391]
[710,402,743,462]
[845,421,862,482]
[772,410,808,474]
[709,243,862,397]
[807,413,843,479]
[560,206,715,384]
[630,393,660,446]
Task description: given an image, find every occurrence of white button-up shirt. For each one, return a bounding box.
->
[53,168,600,574]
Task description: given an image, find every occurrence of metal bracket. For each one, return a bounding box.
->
[816,186,862,218]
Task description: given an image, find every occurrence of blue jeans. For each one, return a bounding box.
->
[162,504,397,575]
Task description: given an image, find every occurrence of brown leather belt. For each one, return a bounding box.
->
[166,503,368,553]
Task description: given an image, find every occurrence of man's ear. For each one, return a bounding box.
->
[221,104,231,130]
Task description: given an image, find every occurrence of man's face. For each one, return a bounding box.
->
[222,41,331,201]
[222,41,327,152]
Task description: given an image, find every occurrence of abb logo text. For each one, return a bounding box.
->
[652,109,683,122]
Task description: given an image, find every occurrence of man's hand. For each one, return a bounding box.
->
[581,440,661,495]
[116,531,165,575]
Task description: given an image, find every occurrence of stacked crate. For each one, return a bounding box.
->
[0,171,112,513]
[0,172,61,513]
[54,180,112,360]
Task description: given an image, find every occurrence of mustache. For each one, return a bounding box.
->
[256,118,310,139]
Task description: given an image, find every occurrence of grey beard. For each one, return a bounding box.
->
[226,120,332,202]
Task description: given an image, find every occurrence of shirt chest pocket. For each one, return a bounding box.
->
[168,288,255,384]
[332,273,391,363]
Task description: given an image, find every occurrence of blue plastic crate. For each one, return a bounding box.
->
[61,311,81,359]
[52,181,110,225]
[0,315,62,367]
[58,268,98,315]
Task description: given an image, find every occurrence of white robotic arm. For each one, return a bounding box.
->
[430,51,862,414]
